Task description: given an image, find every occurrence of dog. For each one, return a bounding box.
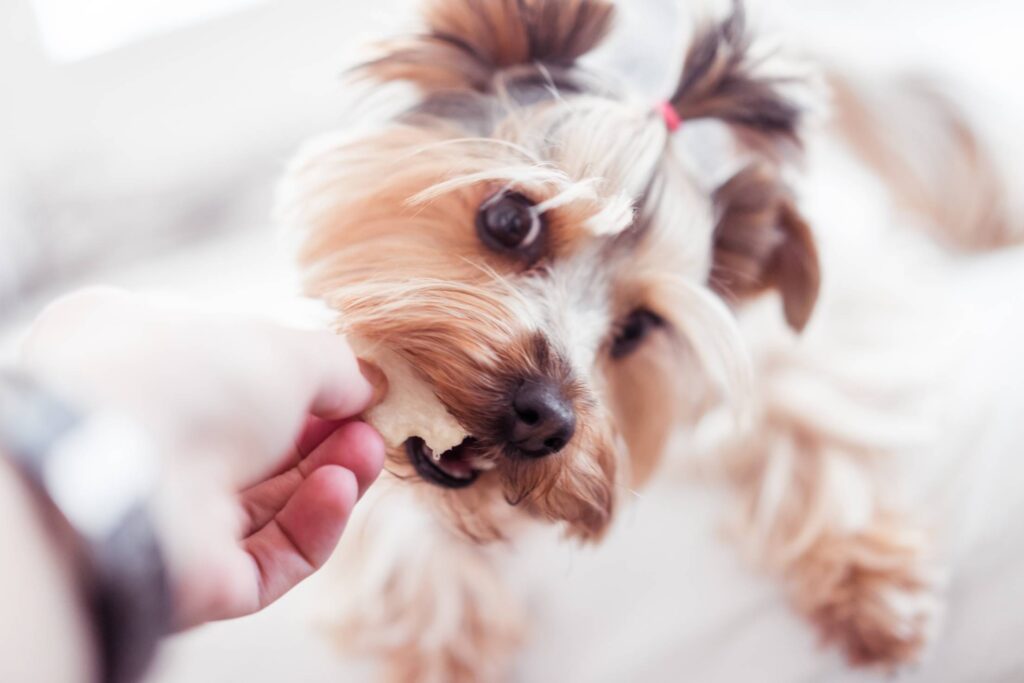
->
[277,1,1024,680]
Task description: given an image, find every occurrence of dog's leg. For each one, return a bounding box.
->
[328,484,524,683]
[720,357,943,668]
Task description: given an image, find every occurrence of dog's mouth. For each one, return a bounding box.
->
[404,436,491,488]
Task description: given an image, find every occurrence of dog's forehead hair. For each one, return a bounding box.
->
[514,242,614,378]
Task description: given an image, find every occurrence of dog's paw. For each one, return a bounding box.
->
[813,563,942,668]
[795,520,944,669]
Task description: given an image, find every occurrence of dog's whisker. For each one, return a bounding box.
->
[408,165,575,205]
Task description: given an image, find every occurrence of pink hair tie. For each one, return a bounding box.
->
[656,101,682,133]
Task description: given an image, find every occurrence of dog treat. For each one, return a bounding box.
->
[358,345,467,458]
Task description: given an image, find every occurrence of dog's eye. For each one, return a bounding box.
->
[476,191,543,256]
[611,309,664,359]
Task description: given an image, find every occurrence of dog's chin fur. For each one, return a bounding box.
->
[279,0,1023,679]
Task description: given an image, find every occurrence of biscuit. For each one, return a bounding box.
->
[358,344,468,458]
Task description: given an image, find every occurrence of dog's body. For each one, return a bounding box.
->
[278,2,1024,680]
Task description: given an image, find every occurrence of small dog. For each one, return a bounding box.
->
[277,1,1023,680]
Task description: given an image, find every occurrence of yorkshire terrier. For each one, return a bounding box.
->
[277,0,1024,680]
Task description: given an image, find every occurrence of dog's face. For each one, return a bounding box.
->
[280,0,820,542]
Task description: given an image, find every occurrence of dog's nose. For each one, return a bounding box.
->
[508,378,576,457]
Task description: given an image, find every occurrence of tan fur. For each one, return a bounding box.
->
[278,1,1013,679]
[794,516,938,667]
[718,391,941,669]
[328,482,526,683]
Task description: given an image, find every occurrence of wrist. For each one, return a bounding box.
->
[0,455,99,683]
[147,457,234,630]
[0,372,173,683]
[0,452,92,575]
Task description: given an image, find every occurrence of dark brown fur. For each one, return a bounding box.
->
[670,3,804,143]
[710,163,820,331]
[359,0,615,93]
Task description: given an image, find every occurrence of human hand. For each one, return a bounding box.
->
[22,287,384,629]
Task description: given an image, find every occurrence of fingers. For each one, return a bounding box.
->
[297,421,384,497]
[358,358,389,406]
[241,420,384,535]
[232,421,384,615]
[265,416,348,479]
[292,331,375,420]
[195,327,375,488]
[295,416,351,459]
[243,465,358,608]
[20,287,137,382]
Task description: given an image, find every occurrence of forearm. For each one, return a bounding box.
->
[0,455,97,683]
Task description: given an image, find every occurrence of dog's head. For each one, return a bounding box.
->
[280,0,820,542]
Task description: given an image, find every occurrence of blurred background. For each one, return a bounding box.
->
[2,1,1023,681]
[0,0,406,346]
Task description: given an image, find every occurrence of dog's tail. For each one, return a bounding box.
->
[358,0,615,91]
[829,70,1024,251]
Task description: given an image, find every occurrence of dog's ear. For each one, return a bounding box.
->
[710,163,820,332]
[665,2,820,330]
[358,0,615,92]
